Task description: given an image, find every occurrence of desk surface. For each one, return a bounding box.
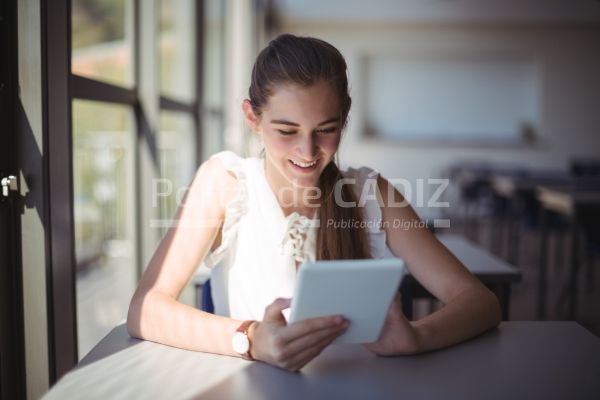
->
[491,173,569,198]
[44,322,600,400]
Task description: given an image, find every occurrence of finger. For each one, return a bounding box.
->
[285,329,343,371]
[284,333,339,372]
[263,298,291,323]
[389,292,401,310]
[389,293,409,320]
[280,315,345,342]
[383,293,403,320]
[283,322,348,359]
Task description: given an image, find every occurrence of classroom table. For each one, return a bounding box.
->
[446,162,527,240]
[43,322,600,400]
[535,181,600,320]
[490,171,568,265]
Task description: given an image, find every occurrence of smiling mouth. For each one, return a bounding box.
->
[289,159,319,171]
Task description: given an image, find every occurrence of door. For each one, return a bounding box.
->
[0,0,26,398]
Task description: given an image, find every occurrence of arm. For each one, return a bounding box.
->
[366,176,501,355]
[127,157,347,370]
[127,157,244,355]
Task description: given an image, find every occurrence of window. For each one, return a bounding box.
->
[72,100,136,355]
[202,0,226,159]
[11,0,260,390]
[71,0,202,359]
[157,111,196,232]
[159,0,196,102]
[72,0,134,87]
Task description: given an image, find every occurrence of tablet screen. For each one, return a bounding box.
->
[288,258,405,344]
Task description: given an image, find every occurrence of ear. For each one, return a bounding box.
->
[241,99,261,133]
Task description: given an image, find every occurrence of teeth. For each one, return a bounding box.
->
[291,159,317,168]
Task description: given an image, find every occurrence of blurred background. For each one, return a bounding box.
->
[70,0,600,357]
[4,0,600,398]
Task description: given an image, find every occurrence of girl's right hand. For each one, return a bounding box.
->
[249,298,349,372]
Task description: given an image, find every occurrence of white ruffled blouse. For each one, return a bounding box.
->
[203,151,395,320]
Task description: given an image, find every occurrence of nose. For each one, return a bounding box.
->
[296,134,318,160]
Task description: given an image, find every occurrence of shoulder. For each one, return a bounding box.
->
[341,165,377,181]
[340,165,410,213]
[340,165,386,199]
[340,166,379,195]
[375,174,406,208]
[374,174,423,235]
[195,151,241,184]
[188,151,244,215]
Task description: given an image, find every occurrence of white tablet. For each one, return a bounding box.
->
[288,258,405,344]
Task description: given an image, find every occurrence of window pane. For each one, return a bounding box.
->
[72,0,134,87]
[72,100,136,359]
[204,0,224,110]
[202,0,226,158]
[158,111,196,232]
[160,0,196,102]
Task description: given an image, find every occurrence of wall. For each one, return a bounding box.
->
[280,22,600,214]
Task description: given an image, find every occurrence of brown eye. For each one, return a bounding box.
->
[316,127,336,134]
[277,129,296,135]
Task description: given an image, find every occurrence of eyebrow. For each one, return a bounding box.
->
[270,117,339,127]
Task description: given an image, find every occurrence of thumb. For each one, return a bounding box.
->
[388,292,404,318]
[263,297,291,323]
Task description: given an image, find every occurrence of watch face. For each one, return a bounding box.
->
[232,331,250,354]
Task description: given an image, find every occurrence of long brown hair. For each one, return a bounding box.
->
[248,34,371,260]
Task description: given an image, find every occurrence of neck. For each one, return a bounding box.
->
[263,161,320,217]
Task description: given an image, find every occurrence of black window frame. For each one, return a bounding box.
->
[0,0,26,397]
[43,0,205,382]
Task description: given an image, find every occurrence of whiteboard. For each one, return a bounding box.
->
[363,52,540,144]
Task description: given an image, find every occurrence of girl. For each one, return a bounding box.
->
[127,34,501,372]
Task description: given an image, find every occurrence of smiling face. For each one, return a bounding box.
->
[243,80,343,192]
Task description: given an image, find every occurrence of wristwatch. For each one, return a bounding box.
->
[232,320,256,360]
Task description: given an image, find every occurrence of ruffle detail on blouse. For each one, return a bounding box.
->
[281,212,319,264]
[202,151,248,268]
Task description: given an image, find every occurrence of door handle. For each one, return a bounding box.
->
[1,175,18,197]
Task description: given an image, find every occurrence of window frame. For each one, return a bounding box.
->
[46,0,205,381]
[1,0,26,397]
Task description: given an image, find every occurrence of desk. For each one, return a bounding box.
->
[490,172,568,264]
[536,182,600,320]
[44,322,600,400]
[447,162,526,240]
[402,234,521,321]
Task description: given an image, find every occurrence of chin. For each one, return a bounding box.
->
[284,173,319,189]
[283,162,324,189]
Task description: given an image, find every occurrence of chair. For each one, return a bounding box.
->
[198,279,215,314]
[569,159,600,293]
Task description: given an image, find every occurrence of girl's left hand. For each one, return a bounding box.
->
[364,293,421,356]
